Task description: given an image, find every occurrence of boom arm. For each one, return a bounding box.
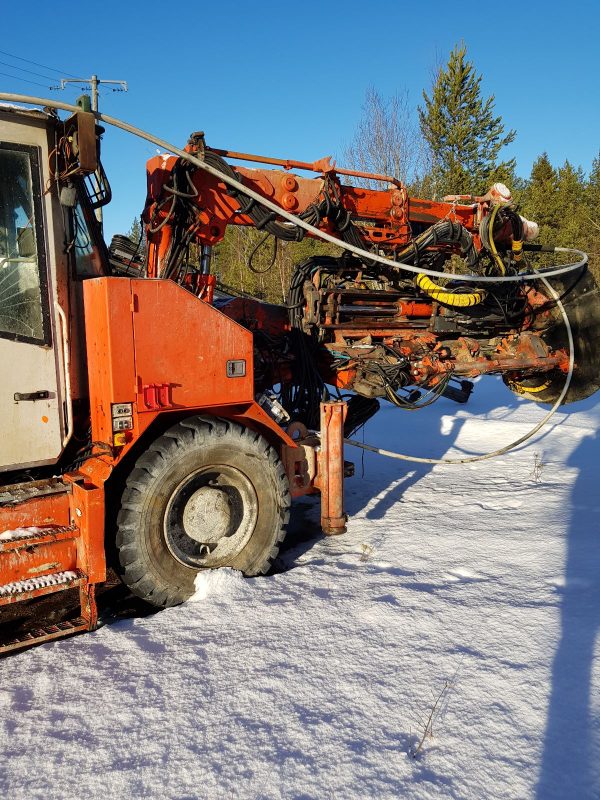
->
[143,134,485,280]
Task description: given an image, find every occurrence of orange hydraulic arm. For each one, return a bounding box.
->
[142,135,485,282]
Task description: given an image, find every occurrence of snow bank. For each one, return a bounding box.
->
[190,567,248,602]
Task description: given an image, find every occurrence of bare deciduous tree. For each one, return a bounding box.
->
[342,86,427,190]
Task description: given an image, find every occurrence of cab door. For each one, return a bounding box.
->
[0,141,65,471]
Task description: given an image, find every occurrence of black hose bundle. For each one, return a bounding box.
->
[283,257,339,428]
[203,151,379,267]
[396,218,478,270]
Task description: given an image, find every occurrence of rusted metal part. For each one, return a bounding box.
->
[452,353,568,377]
[0,492,72,530]
[316,401,348,536]
[210,148,404,187]
[0,477,72,507]
[0,570,84,606]
[449,332,570,378]
[0,525,79,587]
[281,422,318,499]
[0,617,89,655]
[79,583,97,629]
[316,286,434,332]
[0,475,104,652]
[0,526,75,551]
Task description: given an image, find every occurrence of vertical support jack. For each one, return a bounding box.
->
[318,400,347,535]
[79,583,98,630]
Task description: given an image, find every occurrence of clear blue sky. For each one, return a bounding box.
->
[1,0,599,240]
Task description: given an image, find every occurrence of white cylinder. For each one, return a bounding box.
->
[520,216,540,241]
[490,183,512,204]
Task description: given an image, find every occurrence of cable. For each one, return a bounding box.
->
[486,202,507,275]
[344,275,573,464]
[0,49,78,77]
[0,93,588,287]
[247,232,278,274]
[0,60,57,82]
[0,92,581,467]
[0,72,53,90]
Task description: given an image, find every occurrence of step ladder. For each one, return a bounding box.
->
[0,477,105,655]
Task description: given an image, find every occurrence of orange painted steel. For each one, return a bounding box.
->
[83,276,256,447]
[0,493,71,530]
[143,150,480,279]
[70,482,106,585]
[316,401,348,536]
[81,277,300,452]
[210,147,404,187]
[0,529,78,584]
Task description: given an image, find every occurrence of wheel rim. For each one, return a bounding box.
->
[163,464,258,569]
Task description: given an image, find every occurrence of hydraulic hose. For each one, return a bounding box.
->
[415,274,486,307]
[0,93,588,286]
[344,275,573,464]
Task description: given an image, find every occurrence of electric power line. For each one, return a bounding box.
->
[0,59,56,82]
[0,48,78,78]
[0,70,52,89]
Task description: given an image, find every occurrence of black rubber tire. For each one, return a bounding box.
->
[116,416,290,607]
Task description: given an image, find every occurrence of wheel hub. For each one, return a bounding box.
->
[182,487,232,543]
[163,465,259,569]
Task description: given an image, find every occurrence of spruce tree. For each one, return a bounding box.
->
[521,153,560,244]
[583,153,600,279]
[555,161,587,248]
[127,216,142,243]
[418,44,516,198]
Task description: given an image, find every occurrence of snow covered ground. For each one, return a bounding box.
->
[1,379,599,800]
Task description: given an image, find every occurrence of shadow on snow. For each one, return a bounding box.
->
[536,424,600,800]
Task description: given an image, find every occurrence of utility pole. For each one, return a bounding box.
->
[53,75,128,226]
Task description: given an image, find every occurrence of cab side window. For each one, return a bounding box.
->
[0,144,48,343]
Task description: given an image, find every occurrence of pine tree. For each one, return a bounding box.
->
[520,153,560,244]
[418,44,516,198]
[127,216,143,244]
[582,153,600,279]
[520,154,598,277]
[554,161,587,248]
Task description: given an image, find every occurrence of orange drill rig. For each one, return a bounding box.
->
[0,95,597,654]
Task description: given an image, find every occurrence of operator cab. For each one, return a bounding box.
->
[0,103,108,474]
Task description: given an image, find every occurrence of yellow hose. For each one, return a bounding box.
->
[507,378,552,394]
[488,203,506,275]
[416,274,486,307]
